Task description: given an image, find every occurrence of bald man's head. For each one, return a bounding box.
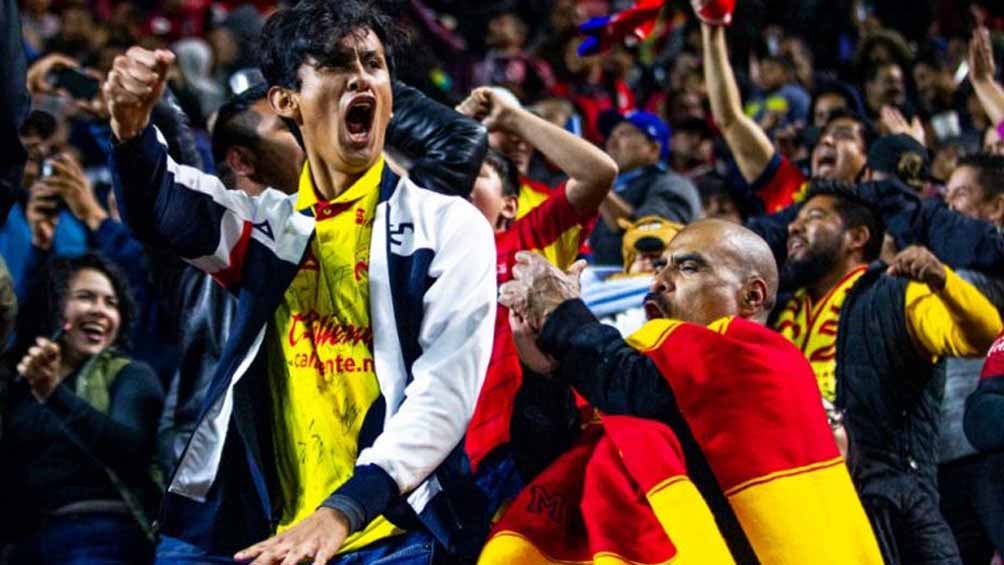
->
[645,219,779,325]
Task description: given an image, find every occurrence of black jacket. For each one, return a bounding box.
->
[386,81,487,198]
[964,355,1004,453]
[836,264,941,482]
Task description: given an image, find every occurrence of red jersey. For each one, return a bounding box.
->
[465,188,593,470]
[753,152,809,213]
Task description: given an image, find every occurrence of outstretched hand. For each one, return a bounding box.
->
[104,46,175,142]
[234,507,350,565]
[880,105,925,147]
[969,26,996,84]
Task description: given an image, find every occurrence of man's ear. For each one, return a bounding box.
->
[845,224,872,257]
[988,194,1004,228]
[500,195,518,223]
[268,86,300,122]
[225,146,256,178]
[739,278,768,319]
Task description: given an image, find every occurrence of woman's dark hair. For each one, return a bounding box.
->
[482,148,521,199]
[258,0,402,90]
[48,253,136,350]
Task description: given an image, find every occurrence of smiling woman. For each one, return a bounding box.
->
[1,252,163,564]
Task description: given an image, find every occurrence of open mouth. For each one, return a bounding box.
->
[344,96,375,143]
[788,236,807,256]
[78,320,108,344]
[815,153,836,175]
[643,298,667,320]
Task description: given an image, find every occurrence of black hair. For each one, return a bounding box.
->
[258,0,401,91]
[211,83,270,167]
[47,253,135,351]
[823,108,877,151]
[153,87,205,170]
[482,148,520,199]
[804,179,885,262]
[863,60,903,84]
[763,54,797,76]
[958,153,1004,200]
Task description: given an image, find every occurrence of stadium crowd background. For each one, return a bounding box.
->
[3,0,1004,563]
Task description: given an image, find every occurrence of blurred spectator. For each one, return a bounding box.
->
[590,110,700,265]
[776,182,1001,564]
[171,38,225,123]
[667,116,714,177]
[474,11,555,102]
[744,53,811,134]
[1,253,163,564]
[946,153,1004,229]
[810,80,865,129]
[862,61,909,119]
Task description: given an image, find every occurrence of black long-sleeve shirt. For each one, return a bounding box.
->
[0,360,163,523]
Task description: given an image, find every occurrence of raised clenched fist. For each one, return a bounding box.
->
[103,47,175,142]
[886,245,947,291]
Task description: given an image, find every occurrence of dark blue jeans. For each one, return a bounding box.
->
[155,529,437,565]
[8,512,152,565]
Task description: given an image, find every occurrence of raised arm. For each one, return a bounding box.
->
[106,47,294,290]
[458,87,617,215]
[889,246,1003,358]
[970,27,1004,128]
[701,24,776,184]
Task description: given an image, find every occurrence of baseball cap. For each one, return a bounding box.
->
[599,109,671,160]
[866,134,931,189]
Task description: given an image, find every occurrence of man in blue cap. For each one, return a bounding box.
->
[589,109,701,266]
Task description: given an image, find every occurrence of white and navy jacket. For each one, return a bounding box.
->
[111,126,496,553]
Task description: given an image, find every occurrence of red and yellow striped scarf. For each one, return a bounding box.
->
[479,316,881,564]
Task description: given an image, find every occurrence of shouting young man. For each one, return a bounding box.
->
[103,2,496,563]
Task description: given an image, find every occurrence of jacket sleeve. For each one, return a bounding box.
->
[965,375,1004,452]
[386,81,488,198]
[323,200,497,532]
[965,332,1004,451]
[0,0,29,225]
[905,267,1004,359]
[857,179,1004,275]
[537,298,679,421]
[110,125,279,289]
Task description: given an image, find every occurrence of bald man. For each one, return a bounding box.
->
[500,219,882,564]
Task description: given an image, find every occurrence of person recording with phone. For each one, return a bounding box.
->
[0,253,163,564]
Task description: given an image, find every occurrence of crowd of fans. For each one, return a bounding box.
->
[2,0,1004,563]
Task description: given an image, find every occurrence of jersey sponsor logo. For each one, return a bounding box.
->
[288,311,373,349]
